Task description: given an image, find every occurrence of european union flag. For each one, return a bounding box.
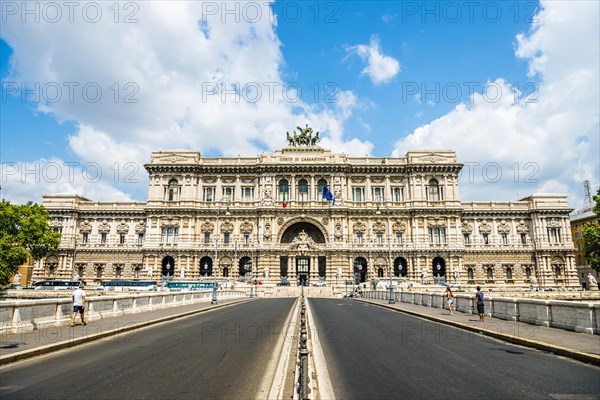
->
[322,186,335,205]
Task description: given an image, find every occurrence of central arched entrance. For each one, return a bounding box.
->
[353,257,367,284]
[280,221,326,286]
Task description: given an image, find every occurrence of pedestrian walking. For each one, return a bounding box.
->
[475,286,485,322]
[70,282,87,327]
[446,286,454,315]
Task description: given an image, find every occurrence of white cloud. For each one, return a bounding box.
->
[392,1,599,207]
[1,158,134,204]
[348,36,400,85]
[1,1,371,203]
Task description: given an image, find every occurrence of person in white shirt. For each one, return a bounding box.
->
[70,283,87,327]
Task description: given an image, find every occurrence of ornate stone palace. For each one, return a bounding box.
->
[36,127,578,289]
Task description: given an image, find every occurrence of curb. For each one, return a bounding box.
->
[0,298,251,366]
[355,298,600,367]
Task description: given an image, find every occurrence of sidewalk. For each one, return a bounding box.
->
[356,298,600,366]
[0,298,250,366]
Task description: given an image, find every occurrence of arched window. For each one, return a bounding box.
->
[165,179,179,201]
[78,265,85,277]
[428,179,442,201]
[506,267,513,280]
[298,179,309,201]
[525,267,532,278]
[96,266,103,278]
[317,179,327,199]
[48,266,55,278]
[278,179,289,202]
[115,266,122,278]
[134,266,141,279]
[377,268,384,278]
[222,267,229,278]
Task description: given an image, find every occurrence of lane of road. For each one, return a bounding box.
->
[309,298,600,400]
[0,298,295,400]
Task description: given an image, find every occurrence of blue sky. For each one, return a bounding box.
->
[1,1,598,206]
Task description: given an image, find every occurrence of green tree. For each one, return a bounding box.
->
[583,188,600,273]
[0,200,61,286]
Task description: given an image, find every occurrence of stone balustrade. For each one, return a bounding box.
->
[362,290,600,335]
[0,291,246,335]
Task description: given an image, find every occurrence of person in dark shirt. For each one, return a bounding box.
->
[475,286,485,322]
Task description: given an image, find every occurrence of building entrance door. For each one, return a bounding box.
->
[296,257,310,286]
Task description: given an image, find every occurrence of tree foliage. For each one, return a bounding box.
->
[0,200,61,286]
[583,188,600,273]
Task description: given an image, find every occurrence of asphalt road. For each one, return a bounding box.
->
[0,298,295,400]
[309,298,600,400]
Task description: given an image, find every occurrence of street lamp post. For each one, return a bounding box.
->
[376,198,395,304]
[212,201,230,305]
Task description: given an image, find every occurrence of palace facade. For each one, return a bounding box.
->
[36,135,578,290]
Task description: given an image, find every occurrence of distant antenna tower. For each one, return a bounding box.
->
[583,180,593,209]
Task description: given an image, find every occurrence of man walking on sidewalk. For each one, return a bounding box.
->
[71,282,87,327]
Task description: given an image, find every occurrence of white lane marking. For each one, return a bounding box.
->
[263,298,300,400]
[306,299,335,400]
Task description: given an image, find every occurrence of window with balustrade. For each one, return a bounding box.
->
[298,179,309,201]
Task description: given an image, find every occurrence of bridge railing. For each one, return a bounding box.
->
[361,290,600,335]
[0,290,247,335]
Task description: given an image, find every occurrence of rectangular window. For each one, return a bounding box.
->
[372,187,384,202]
[242,187,254,201]
[352,187,365,202]
[243,233,250,244]
[101,233,107,244]
[482,233,489,245]
[548,228,561,243]
[280,256,289,277]
[575,232,580,239]
[224,232,230,244]
[164,228,178,244]
[428,227,446,244]
[356,232,363,244]
[376,233,383,244]
[52,227,62,234]
[463,233,470,245]
[138,233,144,245]
[222,187,234,202]
[396,233,403,244]
[520,233,527,245]
[204,232,211,244]
[318,256,327,278]
[203,187,215,202]
[392,187,403,202]
[119,234,126,244]
[501,233,508,245]
[82,232,88,244]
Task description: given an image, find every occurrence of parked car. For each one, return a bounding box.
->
[277,280,290,286]
[312,280,327,287]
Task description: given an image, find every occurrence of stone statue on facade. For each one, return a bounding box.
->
[588,273,598,290]
[264,267,269,279]
[73,272,80,282]
[146,265,153,278]
[337,267,343,279]
[285,124,320,147]
[453,268,459,282]
[421,267,429,281]
[12,273,22,285]
[529,274,538,286]
[180,267,185,279]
